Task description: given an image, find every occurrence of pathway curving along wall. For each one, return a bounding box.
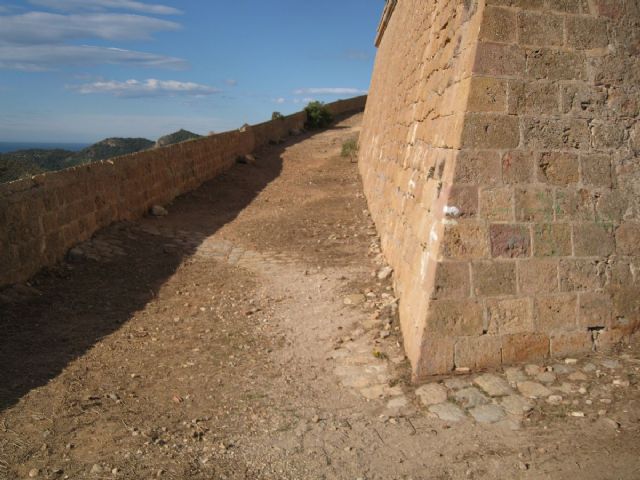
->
[0,95,367,288]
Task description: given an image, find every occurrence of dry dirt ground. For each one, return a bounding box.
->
[1,113,639,480]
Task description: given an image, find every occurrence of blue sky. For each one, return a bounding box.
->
[0,0,382,143]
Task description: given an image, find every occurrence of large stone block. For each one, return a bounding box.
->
[517,11,564,47]
[532,223,572,257]
[472,261,517,296]
[486,297,533,335]
[535,295,578,333]
[489,223,531,258]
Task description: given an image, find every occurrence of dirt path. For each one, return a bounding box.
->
[1,113,639,479]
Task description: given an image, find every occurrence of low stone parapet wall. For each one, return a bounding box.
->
[0,96,366,287]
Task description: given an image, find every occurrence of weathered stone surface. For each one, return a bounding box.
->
[415,383,448,406]
[501,395,534,415]
[429,402,467,423]
[517,381,552,399]
[469,404,506,423]
[454,387,489,408]
[474,373,513,397]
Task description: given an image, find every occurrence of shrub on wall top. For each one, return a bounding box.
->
[304,101,333,129]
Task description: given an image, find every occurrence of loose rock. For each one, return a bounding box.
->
[469,404,506,424]
[429,402,466,423]
[473,373,512,397]
[517,381,552,399]
[415,383,448,406]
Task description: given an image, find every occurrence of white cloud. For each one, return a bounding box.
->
[0,45,186,71]
[293,87,367,96]
[225,78,238,87]
[0,12,180,45]
[272,97,285,104]
[69,78,220,97]
[28,0,181,15]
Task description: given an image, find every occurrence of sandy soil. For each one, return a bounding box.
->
[1,113,639,480]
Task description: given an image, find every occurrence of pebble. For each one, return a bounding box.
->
[517,381,552,399]
[28,469,39,478]
[564,358,578,365]
[443,377,471,390]
[501,395,534,415]
[377,266,393,280]
[454,387,489,408]
[613,379,630,387]
[387,396,408,409]
[568,371,588,382]
[552,363,574,375]
[570,411,585,418]
[343,294,366,306]
[150,205,168,216]
[601,359,620,369]
[505,367,527,385]
[598,418,620,429]
[415,383,448,406]
[536,371,557,384]
[429,402,466,423]
[90,464,103,475]
[582,363,597,372]
[473,373,512,397]
[547,395,563,405]
[525,364,543,376]
[468,404,506,424]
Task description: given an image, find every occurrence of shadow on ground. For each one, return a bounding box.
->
[0,128,322,412]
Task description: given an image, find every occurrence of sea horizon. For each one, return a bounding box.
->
[0,141,91,154]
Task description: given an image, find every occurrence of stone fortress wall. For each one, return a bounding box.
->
[0,96,367,288]
[359,0,640,378]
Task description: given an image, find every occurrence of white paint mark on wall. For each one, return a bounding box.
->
[443,205,461,217]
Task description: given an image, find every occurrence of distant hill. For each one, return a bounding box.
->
[70,137,154,165]
[0,138,154,184]
[0,149,72,184]
[155,129,202,148]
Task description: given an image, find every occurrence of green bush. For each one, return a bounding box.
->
[341,138,359,159]
[272,111,284,120]
[304,101,333,129]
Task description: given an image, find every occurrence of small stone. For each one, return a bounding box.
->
[552,363,574,374]
[536,371,557,384]
[473,373,512,397]
[454,387,489,408]
[28,468,39,478]
[429,402,466,423]
[570,411,585,417]
[90,464,103,475]
[415,383,448,406]
[504,367,527,385]
[68,247,86,262]
[601,359,620,369]
[565,358,578,365]
[112,468,120,475]
[582,363,597,372]
[613,379,630,387]
[377,266,393,280]
[568,371,588,382]
[598,418,620,429]
[600,398,612,404]
[387,396,408,410]
[469,404,506,424]
[150,205,168,217]
[443,377,471,390]
[517,381,552,399]
[501,395,534,415]
[343,294,366,306]
[547,395,563,405]
[525,364,543,376]
[578,387,588,395]
[379,330,390,339]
